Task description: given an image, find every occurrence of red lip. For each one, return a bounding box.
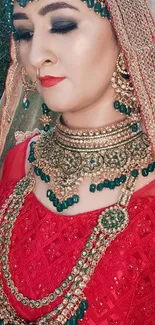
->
[39,76,66,88]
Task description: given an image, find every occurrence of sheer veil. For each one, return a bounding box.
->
[0,0,155,166]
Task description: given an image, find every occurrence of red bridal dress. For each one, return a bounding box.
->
[0,138,155,325]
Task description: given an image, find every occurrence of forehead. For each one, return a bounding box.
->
[13,0,83,12]
[12,0,111,25]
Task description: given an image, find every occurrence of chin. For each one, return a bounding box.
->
[42,100,72,113]
[38,82,80,113]
[42,95,79,114]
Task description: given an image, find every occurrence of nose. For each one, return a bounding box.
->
[29,29,58,70]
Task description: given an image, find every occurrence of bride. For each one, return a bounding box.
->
[0,0,155,324]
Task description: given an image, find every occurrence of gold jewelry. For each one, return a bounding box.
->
[36,68,40,79]
[21,67,37,110]
[29,114,154,213]
[0,169,137,325]
[112,52,139,115]
[0,115,155,324]
[39,103,53,132]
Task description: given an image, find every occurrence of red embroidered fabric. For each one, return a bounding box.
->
[1,139,155,325]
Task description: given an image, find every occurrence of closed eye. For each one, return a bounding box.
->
[51,22,78,34]
[14,30,34,42]
[14,21,78,42]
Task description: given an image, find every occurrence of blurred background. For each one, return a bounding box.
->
[0,2,10,98]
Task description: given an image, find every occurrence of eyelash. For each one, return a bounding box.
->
[16,23,78,42]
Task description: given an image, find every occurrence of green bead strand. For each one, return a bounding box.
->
[70,316,78,325]
[94,1,102,13]
[73,195,80,203]
[47,189,52,198]
[53,198,59,207]
[28,155,35,163]
[97,183,104,191]
[67,197,73,207]
[120,175,126,183]
[80,299,88,311]
[46,188,79,212]
[109,181,115,190]
[101,7,110,19]
[62,201,68,210]
[148,162,155,173]
[57,203,63,212]
[114,100,132,116]
[34,166,42,177]
[114,178,121,187]
[76,307,84,320]
[65,321,70,325]
[28,143,35,163]
[103,179,110,188]
[90,174,128,194]
[49,192,56,202]
[142,168,149,177]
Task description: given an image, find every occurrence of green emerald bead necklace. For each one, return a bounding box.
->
[28,114,155,213]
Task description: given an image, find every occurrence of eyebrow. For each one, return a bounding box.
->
[12,2,80,20]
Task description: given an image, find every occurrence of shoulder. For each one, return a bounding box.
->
[1,135,39,181]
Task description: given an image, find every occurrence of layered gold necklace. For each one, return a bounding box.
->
[0,113,155,325]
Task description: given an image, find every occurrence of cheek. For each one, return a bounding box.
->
[63,22,118,90]
[19,43,36,81]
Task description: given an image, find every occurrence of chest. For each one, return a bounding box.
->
[1,194,155,324]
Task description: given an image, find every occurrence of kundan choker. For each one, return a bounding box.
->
[28,114,154,212]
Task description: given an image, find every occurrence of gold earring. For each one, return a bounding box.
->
[36,68,40,79]
[21,67,37,110]
[111,52,139,116]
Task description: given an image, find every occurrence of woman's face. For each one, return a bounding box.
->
[13,0,120,112]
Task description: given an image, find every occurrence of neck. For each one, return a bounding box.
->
[62,85,125,129]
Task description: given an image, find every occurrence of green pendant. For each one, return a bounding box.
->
[23,99,30,110]
[46,189,79,212]
[99,206,128,232]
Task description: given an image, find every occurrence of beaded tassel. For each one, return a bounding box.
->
[81,0,110,19]
[39,103,52,132]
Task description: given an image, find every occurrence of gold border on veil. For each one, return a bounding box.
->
[106,0,155,153]
[0,37,22,157]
